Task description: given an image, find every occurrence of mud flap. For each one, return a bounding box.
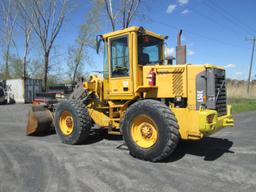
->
[26,106,53,136]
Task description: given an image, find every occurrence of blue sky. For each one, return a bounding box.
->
[13,0,256,80]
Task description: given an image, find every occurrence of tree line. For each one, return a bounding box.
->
[0,0,143,89]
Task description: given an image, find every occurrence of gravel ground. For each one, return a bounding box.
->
[0,104,256,192]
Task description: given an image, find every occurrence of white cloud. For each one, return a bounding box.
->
[225,64,236,68]
[187,43,193,47]
[181,9,190,14]
[165,47,175,59]
[235,72,243,76]
[178,0,189,5]
[166,4,177,14]
[187,49,195,56]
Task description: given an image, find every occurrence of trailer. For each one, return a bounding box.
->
[6,78,42,103]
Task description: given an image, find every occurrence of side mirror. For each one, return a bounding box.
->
[96,35,103,54]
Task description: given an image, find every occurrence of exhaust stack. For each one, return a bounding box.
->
[176,30,186,65]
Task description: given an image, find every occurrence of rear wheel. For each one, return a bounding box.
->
[121,99,179,162]
[54,100,92,144]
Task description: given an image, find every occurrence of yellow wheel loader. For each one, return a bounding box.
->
[26,26,234,162]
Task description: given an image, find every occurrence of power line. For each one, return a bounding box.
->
[208,0,256,33]
[189,5,248,37]
[204,0,256,35]
[150,19,246,49]
[246,37,256,93]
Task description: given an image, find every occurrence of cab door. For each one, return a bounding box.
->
[108,33,134,100]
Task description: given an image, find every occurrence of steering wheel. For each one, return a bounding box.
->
[113,66,128,74]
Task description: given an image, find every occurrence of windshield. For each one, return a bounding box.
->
[138,35,162,65]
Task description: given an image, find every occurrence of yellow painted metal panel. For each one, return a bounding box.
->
[172,105,234,140]
[87,108,110,127]
[186,65,205,109]
[141,65,187,98]
[102,26,164,40]
[171,108,202,140]
[103,79,110,100]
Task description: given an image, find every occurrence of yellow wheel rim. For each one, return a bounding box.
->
[131,115,158,148]
[59,111,74,136]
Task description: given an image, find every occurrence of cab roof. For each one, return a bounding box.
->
[102,26,165,40]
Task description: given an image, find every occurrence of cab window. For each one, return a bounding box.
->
[103,41,109,79]
[138,35,162,65]
[110,36,129,77]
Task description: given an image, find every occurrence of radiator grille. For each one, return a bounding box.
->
[215,73,227,116]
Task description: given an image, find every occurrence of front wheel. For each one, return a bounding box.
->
[54,100,92,144]
[121,99,179,162]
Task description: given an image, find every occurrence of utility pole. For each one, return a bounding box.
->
[246,37,256,94]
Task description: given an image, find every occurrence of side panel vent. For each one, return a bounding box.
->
[172,70,184,96]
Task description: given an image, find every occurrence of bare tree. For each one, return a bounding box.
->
[18,0,69,90]
[104,0,141,31]
[16,0,35,79]
[27,58,44,79]
[104,0,116,31]
[67,46,86,82]
[121,0,141,28]
[9,55,23,78]
[0,0,18,79]
[68,0,103,83]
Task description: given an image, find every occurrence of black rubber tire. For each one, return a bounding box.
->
[54,100,92,145]
[121,99,179,162]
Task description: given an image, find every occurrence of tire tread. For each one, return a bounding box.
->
[121,99,180,162]
[54,100,92,145]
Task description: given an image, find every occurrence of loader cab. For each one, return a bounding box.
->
[97,26,165,100]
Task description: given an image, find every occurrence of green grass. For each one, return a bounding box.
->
[228,98,256,114]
